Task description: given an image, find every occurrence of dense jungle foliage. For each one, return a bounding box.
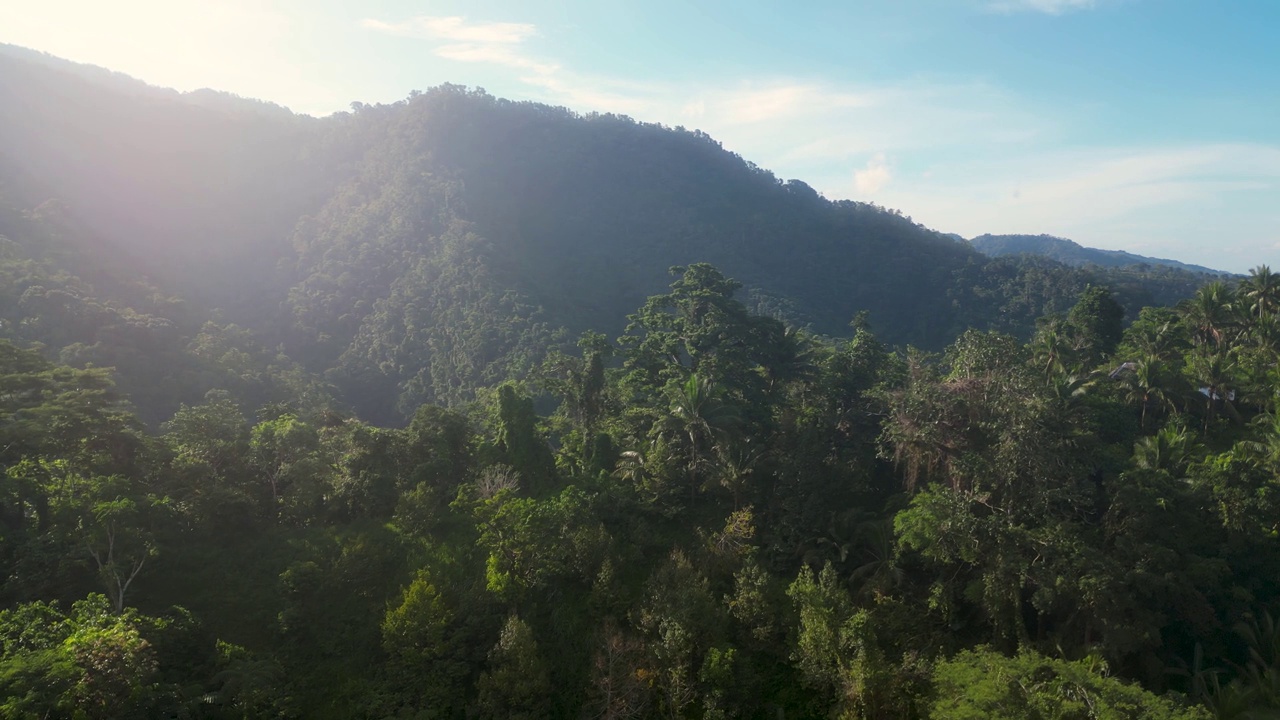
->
[0,46,1273,719]
[4,260,1280,718]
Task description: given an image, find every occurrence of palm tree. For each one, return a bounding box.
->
[668,374,739,501]
[1236,412,1280,474]
[1181,281,1239,350]
[1126,313,1183,363]
[1133,423,1197,474]
[1230,611,1280,710]
[1118,355,1181,430]
[848,518,903,598]
[1187,347,1241,429]
[1239,266,1280,356]
[614,450,648,485]
[713,441,764,509]
[1031,316,1080,380]
[1252,313,1280,357]
[1241,265,1280,321]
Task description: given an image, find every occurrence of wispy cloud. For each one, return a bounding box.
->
[890,144,1280,226]
[986,0,1100,14]
[360,16,537,44]
[854,153,893,194]
[433,43,557,75]
[519,74,661,115]
[702,84,874,126]
[362,15,558,75]
[662,78,1050,205]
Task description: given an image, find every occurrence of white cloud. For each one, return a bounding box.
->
[681,98,707,118]
[362,15,558,76]
[360,16,536,44]
[702,84,874,126]
[854,153,893,194]
[433,43,559,75]
[644,79,1049,193]
[893,144,1280,226]
[986,0,1099,14]
[519,73,659,115]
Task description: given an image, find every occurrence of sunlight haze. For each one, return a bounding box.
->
[4,0,1277,271]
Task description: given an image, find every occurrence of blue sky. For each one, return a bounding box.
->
[4,0,1278,271]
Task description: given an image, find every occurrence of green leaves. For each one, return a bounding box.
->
[0,340,142,475]
[471,485,604,604]
[4,460,163,613]
[788,562,857,695]
[0,596,162,719]
[9,241,1280,720]
[1068,285,1126,367]
[930,648,1209,720]
[474,615,552,719]
[379,569,474,715]
[621,264,792,416]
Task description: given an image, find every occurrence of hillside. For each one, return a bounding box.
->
[3,43,1278,720]
[969,233,1226,275]
[0,46,1218,422]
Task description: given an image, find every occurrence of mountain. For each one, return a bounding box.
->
[0,46,1221,422]
[2,46,1274,720]
[969,233,1226,275]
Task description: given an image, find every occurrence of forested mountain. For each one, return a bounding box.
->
[3,45,1280,719]
[0,46,1219,422]
[970,233,1226,275]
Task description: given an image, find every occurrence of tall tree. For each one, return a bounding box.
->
[1066,285,1125,367]
[1181,281,1238,350]
[1241,265,1280,322]
[665,374,740,503]
[473,615,553,719]
[620,264,792,418]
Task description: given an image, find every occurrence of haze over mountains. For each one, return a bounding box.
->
[6,39,1280,720]
[968,233,1227,276]
[0,44,1220,422]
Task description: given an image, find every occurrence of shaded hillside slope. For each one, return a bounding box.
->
[0,191,329,425]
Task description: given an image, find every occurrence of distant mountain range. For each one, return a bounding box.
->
[0,44,1228,422]
[967,234,1229,275]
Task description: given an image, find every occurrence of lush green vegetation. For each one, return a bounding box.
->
[1,45,1276,719]
[5,260,1280,718]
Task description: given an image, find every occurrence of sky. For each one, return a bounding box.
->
[3,0,1278,272]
